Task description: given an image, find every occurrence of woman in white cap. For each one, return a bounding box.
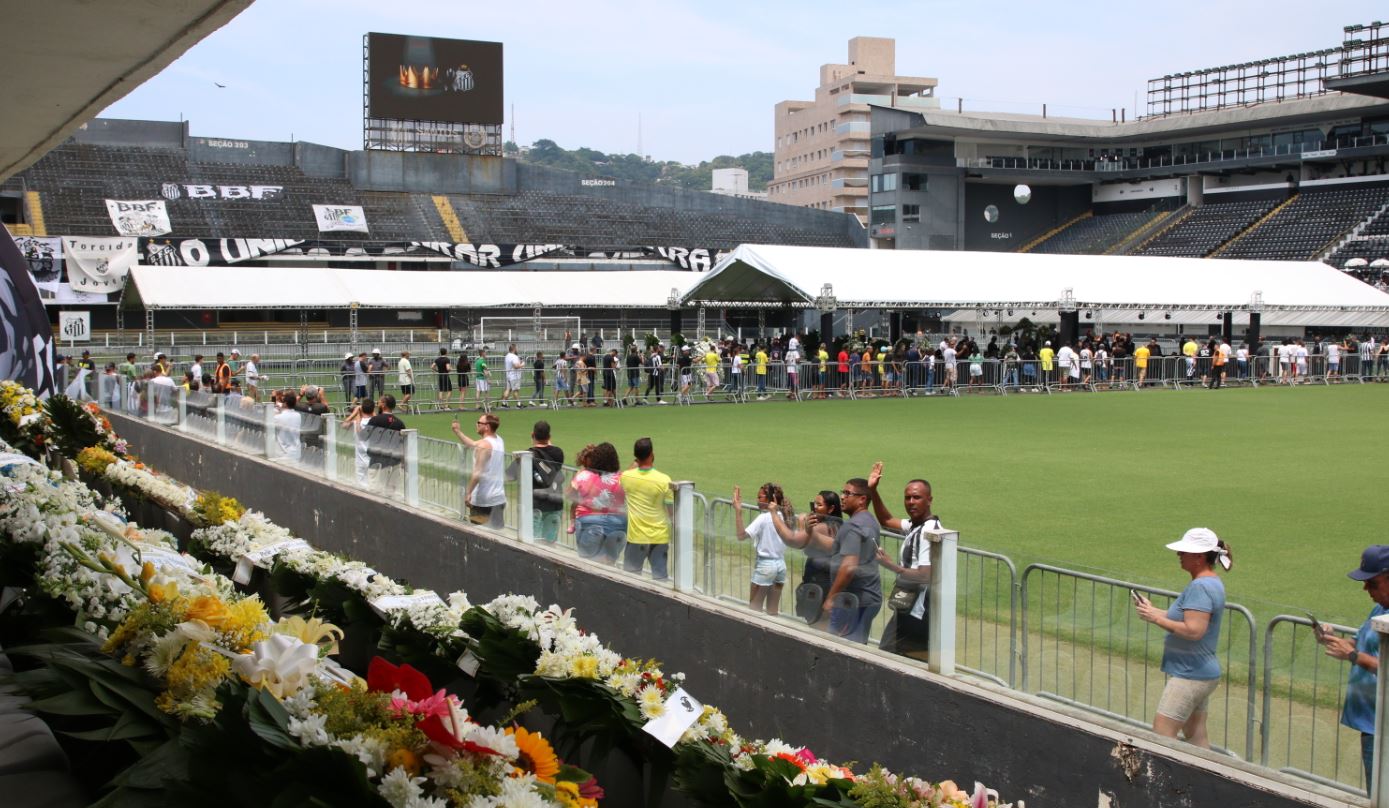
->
[1134,527,1233,748]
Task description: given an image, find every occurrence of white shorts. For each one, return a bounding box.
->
[475,379,490,392]
[506,373,521,391]
[751,557,787,586]
[1155,676,1220,723]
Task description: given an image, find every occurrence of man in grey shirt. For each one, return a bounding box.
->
[823,476,882,643]
[367,349,388,400]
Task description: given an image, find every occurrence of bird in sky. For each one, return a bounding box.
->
[214,82,226,88]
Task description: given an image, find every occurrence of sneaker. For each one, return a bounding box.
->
[657,400,668,405]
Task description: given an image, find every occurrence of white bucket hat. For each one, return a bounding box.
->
[1166,527,1230,569]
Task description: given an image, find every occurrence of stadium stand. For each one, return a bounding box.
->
[1132,198,1280,257]
[1026,210,1167,255]
[1216,185,1389,261]
[6,127,865,250]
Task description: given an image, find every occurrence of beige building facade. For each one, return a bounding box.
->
[769,37,938,224]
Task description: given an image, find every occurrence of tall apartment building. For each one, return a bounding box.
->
[769,37,938,224]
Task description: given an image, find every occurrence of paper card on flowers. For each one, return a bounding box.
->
[133,543,201,573]
[456,650,480,676]
[368,591,447,619]
[232,556,255,585]
[242,538,312,567]
[642,687,702,748]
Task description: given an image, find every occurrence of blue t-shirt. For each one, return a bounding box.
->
[1160,575,1226,681]
[1342,604,1386,734]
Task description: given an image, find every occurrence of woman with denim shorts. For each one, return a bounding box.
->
[732,483,789,616]
[569,442,626,563]
[1134,527,1233,749]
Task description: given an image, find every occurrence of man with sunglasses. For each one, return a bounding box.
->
[822,478,882,643]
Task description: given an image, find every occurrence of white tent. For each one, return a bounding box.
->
[121,266,700,310]
[682,245,1389,327]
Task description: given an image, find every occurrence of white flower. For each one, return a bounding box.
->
[377,766,427,808]
[230,634,321,699]
[287,712,331,746]
[637,685,666,720]
[334,734,387,779]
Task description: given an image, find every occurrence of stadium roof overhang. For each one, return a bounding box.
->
[0,0,253,182]
[681,244,1389,326]
[120,266,702,311]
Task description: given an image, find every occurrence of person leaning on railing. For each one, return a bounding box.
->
[1134,528,1232,750]
[767,490,841,629]
[1316,545,1389,793]
[732,483,789,617]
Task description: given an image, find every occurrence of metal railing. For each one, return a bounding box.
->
[103,378,1389,795]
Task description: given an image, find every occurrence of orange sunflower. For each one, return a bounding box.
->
[506,726,560,783]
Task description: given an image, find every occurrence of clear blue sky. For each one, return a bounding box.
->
[101,0,1385,164]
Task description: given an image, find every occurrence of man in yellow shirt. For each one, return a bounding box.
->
[1134,342,1151,386]
[703,346,721,397]
[754,345,769,399]
[619,437,673,580]
[1038,341,1055,386]
[1182,337,1198,384]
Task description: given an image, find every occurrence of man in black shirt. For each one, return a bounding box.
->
[602,349,619,407]
[366,394,407,491]
[525,420,564,541]
[433,349,453,408]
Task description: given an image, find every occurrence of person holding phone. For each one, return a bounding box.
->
[768,490,841,627]
[1134,528,1233,749]
[732,483,789,616]
[1317,545,1389,792]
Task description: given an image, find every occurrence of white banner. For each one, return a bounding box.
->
[105,199,172,237]
[312,204,370,233]
[58,311,90,342]
[61,237,137,294]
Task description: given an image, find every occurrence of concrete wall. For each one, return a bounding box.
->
[348,151,513,195]
[71,118,185,148]
[105,413,1349,808]
[187,136,296,167]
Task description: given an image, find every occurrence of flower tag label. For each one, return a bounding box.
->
[642,687,702,748]
[368,591,447,619]
[456,650,481,676]
[134,543,200,573]
[232,556,255,585]
[234,539,310,584]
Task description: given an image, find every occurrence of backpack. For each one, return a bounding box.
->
[531,450,564,510]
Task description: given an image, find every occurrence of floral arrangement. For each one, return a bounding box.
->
[0,378,47,454]
[0,383,1019,808]
[43,396,128,459]
[191,490,246,527]
[77,445,119,476]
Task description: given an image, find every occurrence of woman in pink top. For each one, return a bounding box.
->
[570,442,627,564]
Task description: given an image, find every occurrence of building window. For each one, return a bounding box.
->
[904,173,926,191]
[870,205,895,226]
[902,204,920,223]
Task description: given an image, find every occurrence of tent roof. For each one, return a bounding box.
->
[682,245,1389,316]
[122,266,699,310]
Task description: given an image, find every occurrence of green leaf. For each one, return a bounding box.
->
[26,687,110,716]
[108,737,190,790]
[245,689,298,751]
[59,709,162,742]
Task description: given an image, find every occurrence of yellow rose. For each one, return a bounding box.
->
[185,595,232,628]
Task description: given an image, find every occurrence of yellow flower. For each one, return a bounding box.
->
[568,656,599,679]
[507,726,560,783]
[147,580,179,604]
[139,561,156,584]
[272,616,343,653]
[555,781,582,808]
[385,748,422,777]
[184,595,232,628]
[220,597,271,650]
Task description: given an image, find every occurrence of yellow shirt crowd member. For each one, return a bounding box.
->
[1039,345,1055,371]
[704,350,719,373]
[1182,339,1198,358]
[755,349,768,376]
[818,348,829,371]
[1134,344,1150,368]
[620,466,673,544]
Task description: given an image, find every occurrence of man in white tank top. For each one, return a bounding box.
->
[452,412,507,529]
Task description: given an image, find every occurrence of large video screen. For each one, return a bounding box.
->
[367,33,503,125]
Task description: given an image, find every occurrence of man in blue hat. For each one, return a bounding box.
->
[1319,545,1389,792]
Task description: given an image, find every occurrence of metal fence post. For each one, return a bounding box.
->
[215,394,226,445]
[323,413,338,482]
[927,526,959,676]
[262,405,276,458]
[1373,613,1389,807]
[176,387,187,430]
[672,481,695,591]
[515,450,534,542]
[403,429,420,507]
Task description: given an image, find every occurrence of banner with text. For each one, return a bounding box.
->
[61,237,137,294]
[646,246,729,272]
[312,205,370,234]
[105,199,172,237]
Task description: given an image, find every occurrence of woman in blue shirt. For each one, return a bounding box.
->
[1135,527,1233,749]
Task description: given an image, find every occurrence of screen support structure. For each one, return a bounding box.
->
[362,35,502,155]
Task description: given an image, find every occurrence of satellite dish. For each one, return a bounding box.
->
[1014,184,1032,205]
[984,205,1000,223]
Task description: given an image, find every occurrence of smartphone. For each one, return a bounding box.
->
[1306,612,1328,639]
[1130,589,1146,605]
[808,500,816,514]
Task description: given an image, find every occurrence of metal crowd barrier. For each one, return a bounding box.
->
[1020,563,1258,761]
[100,374,1389,793]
